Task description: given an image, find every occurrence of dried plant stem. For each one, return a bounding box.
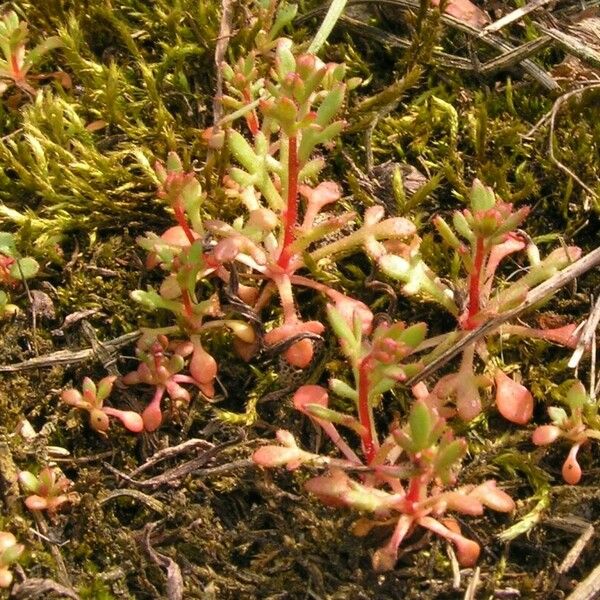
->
[565,561,600,600]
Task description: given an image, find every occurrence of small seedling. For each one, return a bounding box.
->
[18,466,78,515]
[0,11,62,97]
[61,375,143,435]
[532,380,600,484]
[254,304,514,569]
[380,179,580,422]
[0,532,24,588]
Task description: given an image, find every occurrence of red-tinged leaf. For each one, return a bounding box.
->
[469,481,515,512]
[61,388,86,409]
[562,444,582,485]
[532,424,561,446]
[444,492,484,515]
[102,407,144,433]
[304,469,352,507]
[88,408,110,433]
[85,119,107,132]
[419,515,481,566]
[189,341,217,385]
[293,385,329,413]
[253,445,303,468]
[495,370,533,425]
[142,394,163,432]
[24,495,48,511]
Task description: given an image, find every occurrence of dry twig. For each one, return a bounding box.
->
[141,523,183,600]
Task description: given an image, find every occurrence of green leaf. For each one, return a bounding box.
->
[409,401,432,452]
[548,406,568,426]
[434,216,462,250]
[269,3,298,41]
[166,152,183,173]
[470,179,495,212]
[304,403,367,436]
[315,85,345,127]
[434,439,467,473]
[397,323,427,350]
[276,42,296,79]
[329,378,358,401]
[96,377,115,403]
[566,381,588,409]
[9,256,39,280]
[18,470,39,493]
[0,232,17,256]
[452,211,475,242]
[228,131,259,173]
[308,0,349,53]
[326,304,357,354]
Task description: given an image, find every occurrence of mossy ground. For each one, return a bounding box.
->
[1,1,599,598]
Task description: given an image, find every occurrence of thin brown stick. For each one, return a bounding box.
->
[212,0,235,128]
[569,293,600,370]
[298,0,558,90]
[10,578,81,600]
[128,438,214,478]
[0,331,140,372]
[479,0,553,37]
[565,561,600,600]
[406,246,600,387]
[141,523,183,600]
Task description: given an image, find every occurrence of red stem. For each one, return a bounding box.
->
[174,205,196,245]
[358,357,377,464]
[465,236,485,330]
[405,476,421,506]
[181,289,194,319]
[10,54,22,80]
[277,135,299,271]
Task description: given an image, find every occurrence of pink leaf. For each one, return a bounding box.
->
[293,385,329,413]
[189,341,217,386]
[304,469,353,507]
[444,492,484,515]
[469,481,515,512]
[532,425,561,446]
[495,370,533,425]
[142,388,164,432]
[24,495,48,511]
[102,407,144,433]
[562,444,582,485]
[252,446,304,469]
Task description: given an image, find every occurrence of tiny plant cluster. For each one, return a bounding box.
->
[0,532,23,588]
[254,305,515,570]
[0,10,61,97]
[43,1,591,579]
[18,466,78,516]
[379,180,580,423]
[533,381,600,484]
[0,232,39,317]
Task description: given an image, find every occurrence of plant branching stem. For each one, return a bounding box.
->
[278,135,299,270]
[466,236,484,329]
[358,356,378,464]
